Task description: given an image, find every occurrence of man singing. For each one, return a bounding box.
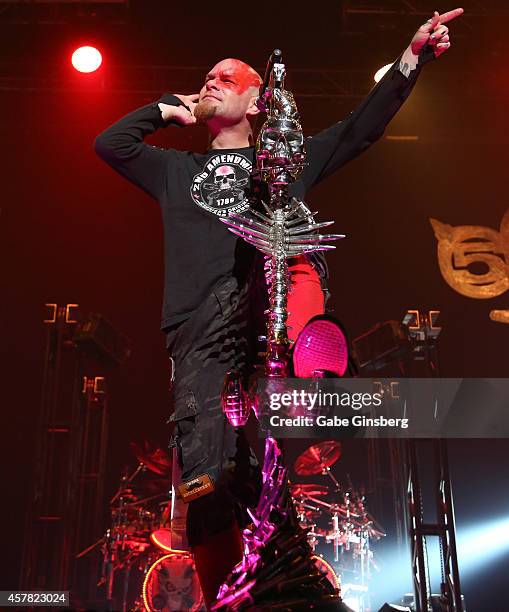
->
[95,9,463,607]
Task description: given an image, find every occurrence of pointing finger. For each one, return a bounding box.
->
[438,7,464,24]
[428,11,441,30]
[420,11,440,33]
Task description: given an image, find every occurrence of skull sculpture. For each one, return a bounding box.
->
[214,165,237,190]
[256,89,306,185]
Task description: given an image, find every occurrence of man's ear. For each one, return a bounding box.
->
[246,96,261,119]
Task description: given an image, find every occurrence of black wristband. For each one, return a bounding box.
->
[158,93,187,108]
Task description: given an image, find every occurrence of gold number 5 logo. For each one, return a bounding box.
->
[430,209,509,324]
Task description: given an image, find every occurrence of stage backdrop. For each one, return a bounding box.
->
[2,2,509,609]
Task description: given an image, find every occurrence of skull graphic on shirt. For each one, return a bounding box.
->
[190,153,252,217]
[214,165,237,190]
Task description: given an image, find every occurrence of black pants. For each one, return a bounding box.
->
[166,274,263,547]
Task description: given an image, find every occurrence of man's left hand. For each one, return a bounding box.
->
[410,8,464,59]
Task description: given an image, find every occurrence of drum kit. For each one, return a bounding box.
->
[291,441,386,610]
[92,441,205,612]
[81,439,381,611]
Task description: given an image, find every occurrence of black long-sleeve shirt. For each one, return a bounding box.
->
[95,56,424,330]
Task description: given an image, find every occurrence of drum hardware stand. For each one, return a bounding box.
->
[292,442,385,612]
[99,528,115,609]
[99,462,146,594]
[96,436,192,611]
[109,462,146,506]
[214,50,344,610]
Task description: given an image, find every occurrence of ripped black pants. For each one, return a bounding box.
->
[166,276,262,547]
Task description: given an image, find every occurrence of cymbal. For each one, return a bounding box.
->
[110,490,138,505]
[130,441,171,476]
[307,527,327,538]
[290,483,329,498]
[296,507,322,520]
[294,441,342,476]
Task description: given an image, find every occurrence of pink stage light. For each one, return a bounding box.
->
[292,316,349,378]
[71,46,102,73]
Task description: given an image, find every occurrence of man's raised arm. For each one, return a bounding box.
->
[94,92,199,200]
[301,8,464,189]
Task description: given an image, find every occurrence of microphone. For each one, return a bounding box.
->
[256,48,283,112]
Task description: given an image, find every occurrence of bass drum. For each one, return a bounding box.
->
[142,551,204,611]
[313,554,342,597]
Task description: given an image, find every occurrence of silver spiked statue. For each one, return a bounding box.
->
[225,201,343,377]
[215,50,345,610]
[222,49,343,379]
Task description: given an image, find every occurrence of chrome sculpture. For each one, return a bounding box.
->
[215,50,344,610]
[223,49,343,379]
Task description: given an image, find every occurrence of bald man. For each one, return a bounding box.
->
[95,11,463,604]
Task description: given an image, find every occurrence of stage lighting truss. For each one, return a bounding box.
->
[0,0,129,25]
[341,0,509,20]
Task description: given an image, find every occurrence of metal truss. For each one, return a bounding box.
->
[0,0,129,25]
[407,440,463,612]
[0,61,491,101]
[342,0,509,18]
[341,0,509,34]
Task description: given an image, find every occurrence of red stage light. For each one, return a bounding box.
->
[71,46,102,73]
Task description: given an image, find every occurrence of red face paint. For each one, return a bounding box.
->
[206,59,261,95]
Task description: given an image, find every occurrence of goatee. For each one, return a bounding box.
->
[194,100,217,124]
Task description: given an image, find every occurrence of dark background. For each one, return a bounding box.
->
[2,1,509,609]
